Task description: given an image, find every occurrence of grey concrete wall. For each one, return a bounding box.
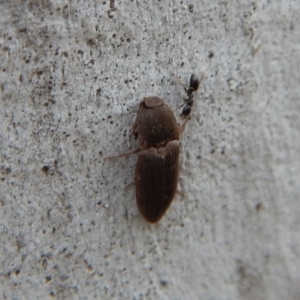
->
[1,1,299,299]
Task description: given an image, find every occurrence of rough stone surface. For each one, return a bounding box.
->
[1,1,300,299]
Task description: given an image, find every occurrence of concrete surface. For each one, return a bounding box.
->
[1,0,300,299]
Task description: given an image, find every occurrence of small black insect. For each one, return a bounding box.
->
[180,74,201,118]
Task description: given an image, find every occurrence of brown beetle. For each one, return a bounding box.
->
[133,96,181,223]
[108,74,200,223]
[132,74,200,223]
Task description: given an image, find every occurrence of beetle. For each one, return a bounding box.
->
[133,96,181,223]
[108,74,200,223]
[132,74,200,223]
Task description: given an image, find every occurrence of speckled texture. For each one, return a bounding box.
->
[1,1,300,299]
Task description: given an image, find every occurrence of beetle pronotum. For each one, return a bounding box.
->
[110,74,200,223]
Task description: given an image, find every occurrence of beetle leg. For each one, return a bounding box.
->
[179,117,191,134]
[105,148,141,159]
[132,122,139,139]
